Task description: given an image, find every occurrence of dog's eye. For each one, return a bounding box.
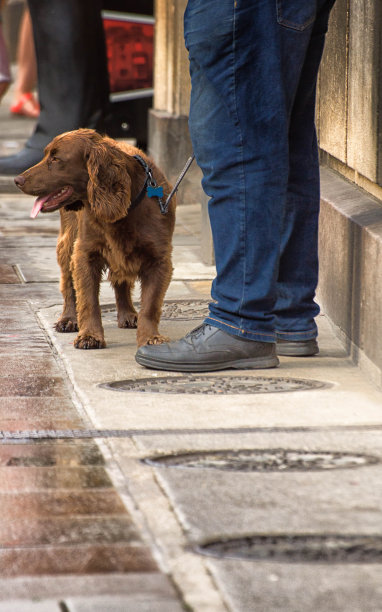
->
[47,155,62,169]
[47,155,62,170]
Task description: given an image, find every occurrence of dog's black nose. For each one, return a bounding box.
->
[14,175,25,188]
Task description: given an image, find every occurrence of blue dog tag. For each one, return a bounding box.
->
[147,185,163,198]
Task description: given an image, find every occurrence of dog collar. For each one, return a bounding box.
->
[130,154,166,214]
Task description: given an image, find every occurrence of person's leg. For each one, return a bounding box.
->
[10,8,39,118]
[0,0,110,174]
[186,0,315,343]
[274,0,336,355]
[136,0,320,371]
[0,23,11,101]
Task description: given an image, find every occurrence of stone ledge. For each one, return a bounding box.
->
[318,165,382,387]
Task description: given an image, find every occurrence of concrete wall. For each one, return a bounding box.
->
[316,0,382,385]
[318,168,382,387]
[317,0,382,200]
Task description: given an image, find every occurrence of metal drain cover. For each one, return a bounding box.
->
[197,534,382,563]
[143,448,379,472]
[101,375,329,394]
[160,300,210,320]
[102,300,210,322]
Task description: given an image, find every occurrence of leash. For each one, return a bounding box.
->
[163,153,195,213]
[131,153,195,215]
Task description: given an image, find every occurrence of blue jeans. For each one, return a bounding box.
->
[184,0,335,342]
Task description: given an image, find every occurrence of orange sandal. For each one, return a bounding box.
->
[10,92,40,118]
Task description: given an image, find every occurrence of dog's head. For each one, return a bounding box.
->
[15,128,133,223]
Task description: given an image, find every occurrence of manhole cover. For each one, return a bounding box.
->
[197,534,382,563]
[101,375,329,394]
[102,300,210,322]
[143,449,379,472]
[161,300,210,320]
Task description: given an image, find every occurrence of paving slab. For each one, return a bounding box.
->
[0,398,86,430]
[0,603,60,612]
[0,574,184,610]
[0,440,104,466]
[0,490,125,519]
[65,596,184,612]
[0,544,157,577]
[205,560,382,612]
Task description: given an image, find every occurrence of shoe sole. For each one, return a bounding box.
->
[135,355,279,372]
[277,342,319,357]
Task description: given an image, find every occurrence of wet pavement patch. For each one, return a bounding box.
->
[0,490,126,519]
[0,376,67,397]
[0,438,159,576]
[0,336,51,355]
[0,544,157,577]
[143,448,379,472]
[0,440,105,467]
[101,375,330,394]
[0,465,113,491]
[196,534,382,563]
[0,397,86,431]
[0,516,143,547]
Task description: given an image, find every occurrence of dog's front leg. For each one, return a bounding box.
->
[72,246,106,349]
[55,215,78,333]
[137,258,173,346]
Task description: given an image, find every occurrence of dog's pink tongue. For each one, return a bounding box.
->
[30,196,46,219]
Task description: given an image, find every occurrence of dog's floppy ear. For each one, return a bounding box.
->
[86,138,132,223]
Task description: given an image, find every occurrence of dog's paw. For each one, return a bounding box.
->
[117,313,138,329]
[74,334,106,350]
[55,318,78,333]
[145,334,170,346]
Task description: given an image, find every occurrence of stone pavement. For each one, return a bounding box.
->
[1,90,382,612]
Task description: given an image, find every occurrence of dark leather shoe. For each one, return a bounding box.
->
[276,338,319,356]
[135,323,279,372]
[0,147,43,175]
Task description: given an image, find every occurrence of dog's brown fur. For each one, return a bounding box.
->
[16,128,176,348]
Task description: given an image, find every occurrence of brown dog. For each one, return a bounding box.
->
[15,128,176,348]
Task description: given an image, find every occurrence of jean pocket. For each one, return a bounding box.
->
[276,0,316,31]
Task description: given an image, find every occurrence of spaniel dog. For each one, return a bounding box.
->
[15,128,176,348]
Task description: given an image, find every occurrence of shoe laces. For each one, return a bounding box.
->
[186,323,209,340]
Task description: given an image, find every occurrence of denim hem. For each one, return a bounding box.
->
[276,328,317,341]
[205,316,276,343]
